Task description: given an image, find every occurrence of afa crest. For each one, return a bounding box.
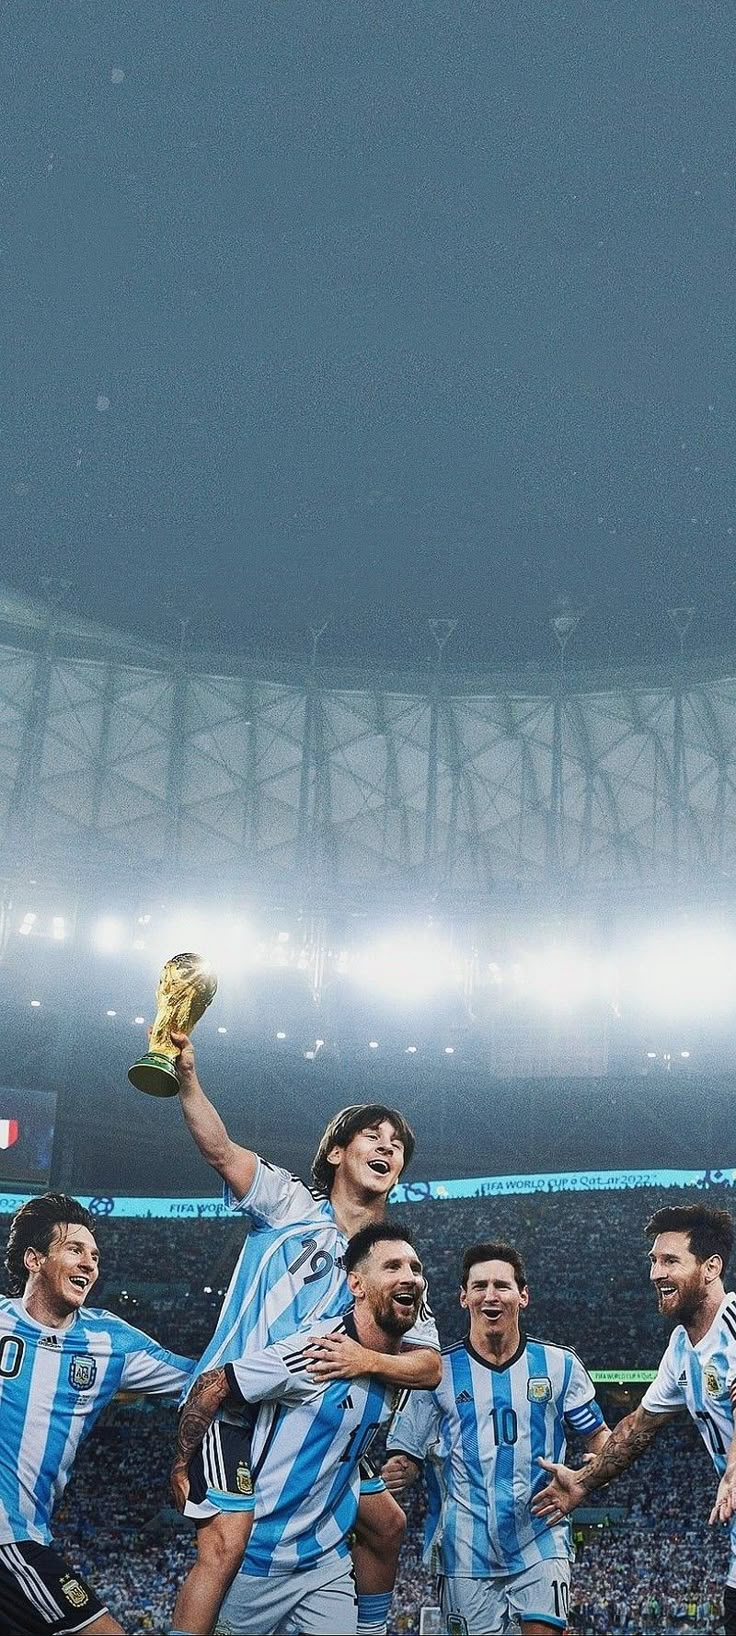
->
[236,1462,253,1497]
[704,1365,723,1398]
[61,1575,89,1609]
[527,1376,553,1403]
[68,1355,97,1392]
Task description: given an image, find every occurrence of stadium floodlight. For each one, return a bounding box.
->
[19,913,36,936]
[154,912,261,979]
[93,917,126,955]
[518,946,607,1011]
[631,930,736,1018]
[52,916,65,942]
[30,999,41,1008]
[349,932,461,1005]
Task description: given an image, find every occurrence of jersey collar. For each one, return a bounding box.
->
[463,1330,526,1373]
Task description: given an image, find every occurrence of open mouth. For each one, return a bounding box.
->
[482,1307,503,1320]
[657,1285,677,1300]
[368,1160,391,1176]
[69,1276,89,1291]
[392,1292,418,1316]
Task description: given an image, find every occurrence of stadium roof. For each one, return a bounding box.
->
[2,583,736,905]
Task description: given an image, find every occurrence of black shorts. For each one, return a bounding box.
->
[0,1541,105,1636]
[184,1412,257,1520]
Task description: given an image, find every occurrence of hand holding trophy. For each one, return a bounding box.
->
[128,952,218,1097]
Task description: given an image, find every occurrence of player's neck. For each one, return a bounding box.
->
[330,1182,386,1238]
[22,1285,76,1330]
[684,1282,725,1347]
[352,1308,402,1357]
[469,1321,521,1367]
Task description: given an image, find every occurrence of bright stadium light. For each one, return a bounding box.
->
[518,946,609,1011]
[631,930,736,1018]
[93,917,125,954]
[350,932,461,1005]
[52,916,65,942]
[155,913,261,979]
[18,913,36,936]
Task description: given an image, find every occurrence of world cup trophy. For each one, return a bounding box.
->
[128,952,218,1097]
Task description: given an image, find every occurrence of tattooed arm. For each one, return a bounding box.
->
[531,1405,678,1524]
[170,1368,233,1512]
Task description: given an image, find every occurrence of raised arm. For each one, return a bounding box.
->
[172,1031,257,1198]
[531,1404,675,1523]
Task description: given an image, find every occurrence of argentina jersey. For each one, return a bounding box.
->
[388,1334,605,1578]
[0,1297,192,1547]
[187,1156,438,1395]
[224,1312,403,1576]
[642,1290,736,1582]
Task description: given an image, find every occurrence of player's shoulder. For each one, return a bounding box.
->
[438,1339,471,1380]
[79,1307,160,1349]
[524,1334,591,1370]
[718,1292,736,1340]
[260,1161,334,1216]
[279,1312,349,1370]
[441,1339,467,1358]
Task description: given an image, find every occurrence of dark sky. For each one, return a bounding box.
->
[3,0,736,669]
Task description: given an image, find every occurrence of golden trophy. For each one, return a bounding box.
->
[128,952,218,1097]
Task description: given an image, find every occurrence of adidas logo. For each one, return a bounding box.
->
[456,1390,473,1405]
[339,1394,354,1411]
[679,1372,687,1385]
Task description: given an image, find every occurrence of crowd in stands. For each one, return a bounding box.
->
[3,1177,736,1631]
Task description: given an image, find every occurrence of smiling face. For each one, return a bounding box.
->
[648,1230,720,1328]
[328,1119,406,1201]
[24,1223,100,1319]
[348,1238,425,1339]
[460,1257,529,1350]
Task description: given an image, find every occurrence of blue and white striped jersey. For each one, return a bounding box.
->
[225,1311,402,1576]
[387,1334,605,1578]
[642,1290,736,1493]
[0,1296,193,1546]
[188,1156,438,1394]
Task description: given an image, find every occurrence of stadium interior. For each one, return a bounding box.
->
[2,595,736,1633]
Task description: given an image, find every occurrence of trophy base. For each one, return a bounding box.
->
[128,1052,181,1098]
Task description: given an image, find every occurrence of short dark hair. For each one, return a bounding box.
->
[343,1221,417,1275]
[311,1104,415,1195]
[645,1205,733,1272]
[5,1193,96,1296]
[461,1241,528,1292]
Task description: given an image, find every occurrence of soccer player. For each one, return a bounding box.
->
[170,1224,425,1635]
[169,1030,440,1636]
[382,1241,609,1636]
[0,1192,193,1636]
[532,1204,736,1636]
